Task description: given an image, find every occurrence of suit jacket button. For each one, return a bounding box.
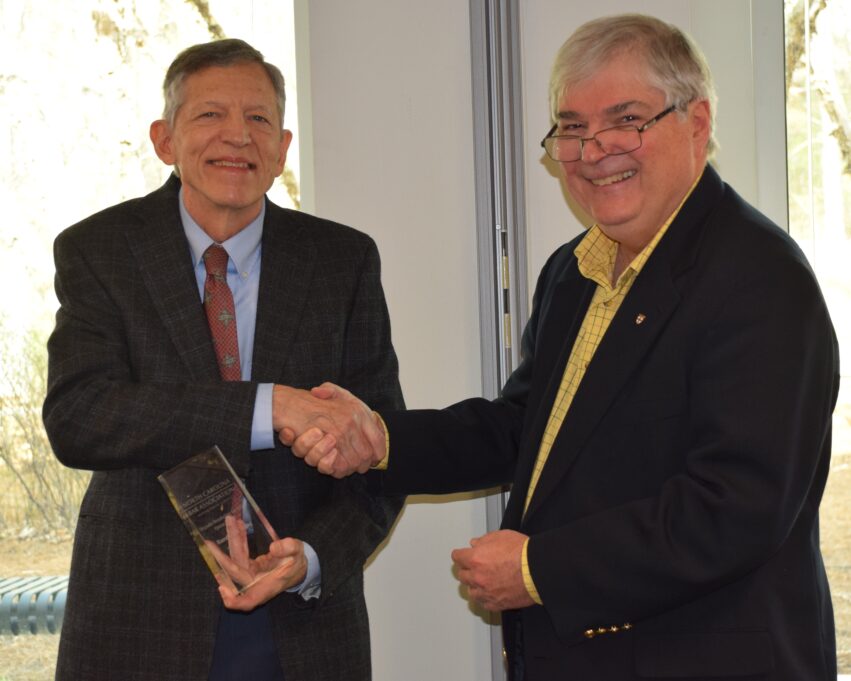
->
[584,629,596,639]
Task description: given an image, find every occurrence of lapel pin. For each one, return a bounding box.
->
[635,313,647,325]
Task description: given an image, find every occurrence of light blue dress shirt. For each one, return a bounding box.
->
[179,190,320,597]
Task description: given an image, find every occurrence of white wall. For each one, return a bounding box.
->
[297,2,493,680]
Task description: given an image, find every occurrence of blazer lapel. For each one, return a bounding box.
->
[126,177,220,380]
[520,166,722,522]
[252,203,316,381]
[503,268,595,529]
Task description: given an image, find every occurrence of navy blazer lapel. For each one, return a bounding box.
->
[126,176,220,380]
[252,202,316,381]
[505,268,594,529]
[521,166,722,522]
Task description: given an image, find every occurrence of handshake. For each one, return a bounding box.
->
[272,382,386,478]
[224,381,534,617]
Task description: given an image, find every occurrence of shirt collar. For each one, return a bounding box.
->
[179,187,265,275]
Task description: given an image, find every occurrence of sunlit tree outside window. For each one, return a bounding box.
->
[785,0,851,673]
[0,2,298,678]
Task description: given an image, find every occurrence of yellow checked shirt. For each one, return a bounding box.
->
[521,176,701,605]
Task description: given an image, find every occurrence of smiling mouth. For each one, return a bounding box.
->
[591,170,636,187]
[209,160,256,170]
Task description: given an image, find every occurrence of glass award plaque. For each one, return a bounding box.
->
[158,446,283,594]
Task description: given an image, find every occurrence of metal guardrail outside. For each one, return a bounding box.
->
[0,576,68,635]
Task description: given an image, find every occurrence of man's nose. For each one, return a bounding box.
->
[220,116,251,145]
[580,135,608,163]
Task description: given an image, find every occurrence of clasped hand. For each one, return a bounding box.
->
[452,530,535,612]
[275,382,384,477]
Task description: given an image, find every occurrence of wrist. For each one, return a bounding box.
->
[272,384,298,431]
[371,412,390,469]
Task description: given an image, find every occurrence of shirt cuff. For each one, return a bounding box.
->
[286,541,321,600]
[250,383,275,451]
[521,538,543,605]
[371,412,390,470]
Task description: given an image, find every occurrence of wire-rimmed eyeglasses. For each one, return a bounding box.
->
[540,105,678,163]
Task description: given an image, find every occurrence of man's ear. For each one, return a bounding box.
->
[276,129,293,176]
[690,99,712,151]
[150,119,175,166]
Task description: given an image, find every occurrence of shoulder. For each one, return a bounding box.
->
[263,200,379,260]
[675,167,801,268]
[649,166,816,299]
[265,200,374,242]
[55,177,178,249]
[671,175,830,338]
[704,180,815,288]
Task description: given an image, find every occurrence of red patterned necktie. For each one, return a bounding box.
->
[203,244,241,381]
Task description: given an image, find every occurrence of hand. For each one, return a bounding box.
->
[215,537,308,612]
[278,383,386,478]
[451,530,535,612]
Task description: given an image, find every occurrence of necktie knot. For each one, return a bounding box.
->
[203,244,229,282]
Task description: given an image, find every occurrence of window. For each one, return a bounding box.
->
[0,2,298,678]
[785,0,851,673]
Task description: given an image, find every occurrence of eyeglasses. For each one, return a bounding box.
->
[540,105,678,163]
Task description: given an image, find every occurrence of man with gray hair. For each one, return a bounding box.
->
[43,38,403,681]
[285,14,839,680]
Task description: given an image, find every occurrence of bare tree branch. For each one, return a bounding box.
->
[185,0,226,40]
[0,445,53,529]
[785,0,851,175]
[1,326,88,536]
[814,81,851,175]
[785,0,828,92]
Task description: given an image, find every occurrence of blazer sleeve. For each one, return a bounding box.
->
[42,227,258,473]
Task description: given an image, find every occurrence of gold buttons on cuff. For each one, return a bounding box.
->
[583,623,633,639]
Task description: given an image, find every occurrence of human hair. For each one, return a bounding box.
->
[549,14,718,157]
[162,38,286,127]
